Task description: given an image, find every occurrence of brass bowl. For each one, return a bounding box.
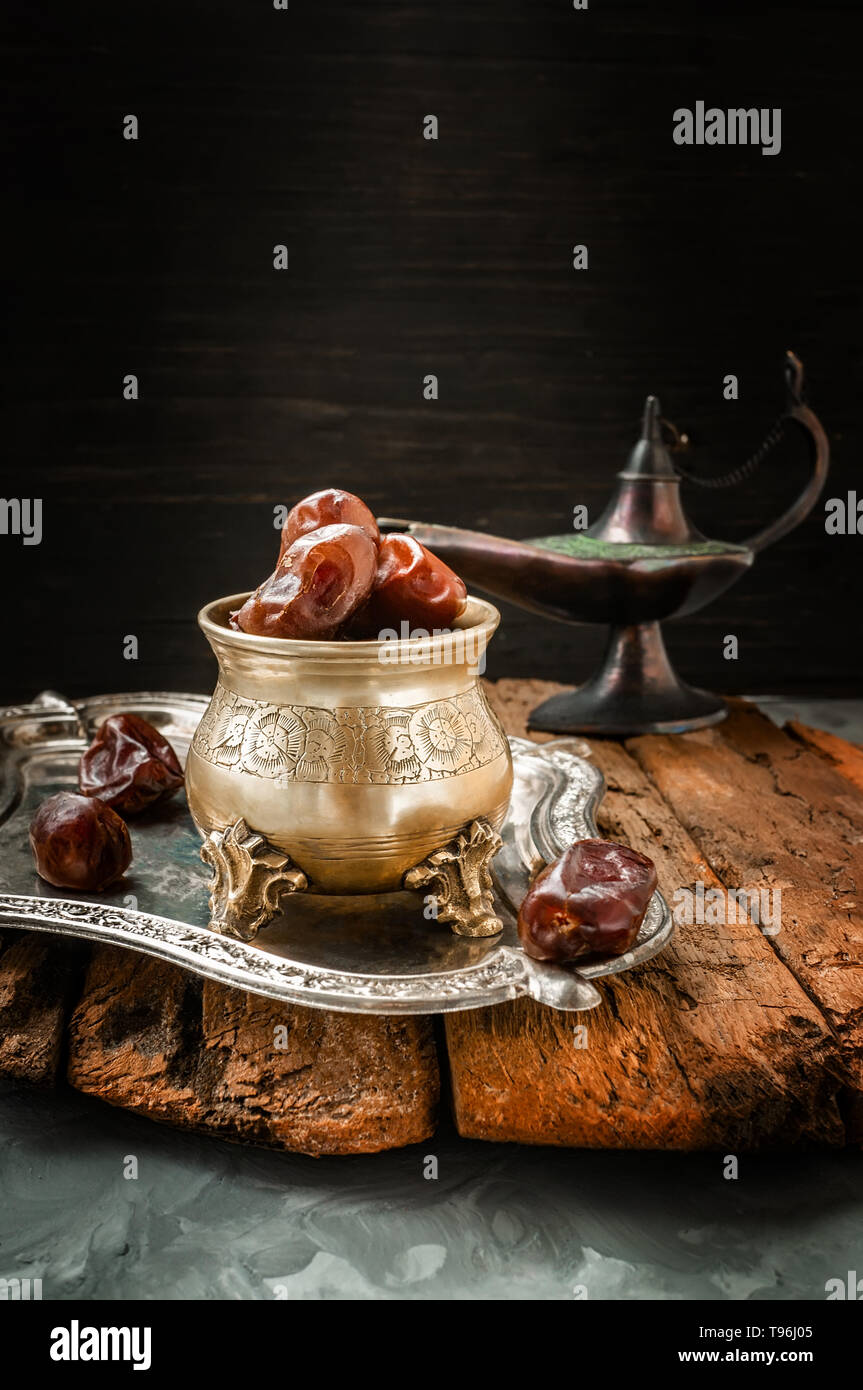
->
[185,594,514,897]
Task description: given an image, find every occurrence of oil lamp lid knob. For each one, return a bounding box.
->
[586,394,706,547]
[623,395,680,480]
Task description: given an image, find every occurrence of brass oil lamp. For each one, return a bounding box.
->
[389,353,829,736]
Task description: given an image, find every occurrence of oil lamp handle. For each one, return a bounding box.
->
[741,352,830,554]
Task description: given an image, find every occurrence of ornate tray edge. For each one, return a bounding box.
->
[0,895,530,1016]
[0,693,673,1014]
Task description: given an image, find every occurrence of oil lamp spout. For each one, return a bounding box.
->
[376,518,615,623]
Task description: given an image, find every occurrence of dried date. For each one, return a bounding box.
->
[279,488,380,559]
[79,713,184,815]
[30,792,132,892]
[235,522,377,639]
[518,838,657,962]
[349,533,467,635]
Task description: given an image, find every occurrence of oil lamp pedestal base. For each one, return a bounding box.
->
[528,621,727,738]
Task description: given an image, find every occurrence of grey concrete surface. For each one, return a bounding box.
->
[1,1083,861,1302]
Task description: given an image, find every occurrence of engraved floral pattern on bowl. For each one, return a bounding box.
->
[240,709,305,778]
[408,702,473,774]
[193,683,505,785]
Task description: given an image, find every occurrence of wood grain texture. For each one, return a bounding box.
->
[0,931,90,1086]
[1,2,860,703]
[483,677,565,743]
[628,701,863,1129]
[786,720,863,794]
[446,699,848,1150]
[66,946,439,1155]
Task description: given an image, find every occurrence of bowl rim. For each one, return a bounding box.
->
[197,592,501,662]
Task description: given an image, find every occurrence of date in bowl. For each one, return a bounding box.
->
[185,593,514,921]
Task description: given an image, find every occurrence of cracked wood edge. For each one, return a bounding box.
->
[0,930,90,1086]
[785,719,863,794]
[626,699,863,1140]
[66,945,439,1156]
[445,700,847,1150]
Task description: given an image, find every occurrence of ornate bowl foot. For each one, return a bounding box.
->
[404,818,504,938]
[200,818,308,942]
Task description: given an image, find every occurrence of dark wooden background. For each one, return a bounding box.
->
[2,1,861,704]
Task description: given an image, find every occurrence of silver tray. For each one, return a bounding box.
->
[0,691,672,1014]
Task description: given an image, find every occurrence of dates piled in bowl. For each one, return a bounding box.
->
[233,488,468,641]
[184,486,514,921]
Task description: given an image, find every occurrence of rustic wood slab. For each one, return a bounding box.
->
[66,946,439,1156]
[0,930,89,1087]
[627,701,863,1142]
[1,682,861,1152]
[445,701,849,1150]
[787,719,863,794]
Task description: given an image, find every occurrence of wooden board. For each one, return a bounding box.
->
[626,701,863,1144]
[3,5,861,707]
[65,947,439,1157]
[0,930,90,1087]
[1,684,861,1153]
[446,698,850,1150]
[786,720,863,794]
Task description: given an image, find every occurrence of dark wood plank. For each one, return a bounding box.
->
[786,720,863,794]
[67,946,439,1155]
[628,701,863,1139]
[446,694,847,1149]
[0,931,90,1086]
[1,2,860,702]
